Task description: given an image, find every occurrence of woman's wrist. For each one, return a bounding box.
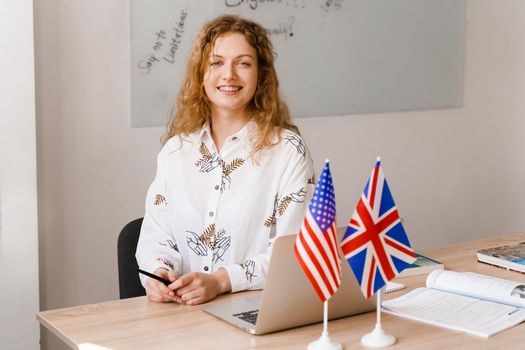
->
[213,268,232,294]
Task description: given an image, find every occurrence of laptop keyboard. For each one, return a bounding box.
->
[233,309,259,325]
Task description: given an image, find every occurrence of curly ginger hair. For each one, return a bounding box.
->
[162,14,299,155]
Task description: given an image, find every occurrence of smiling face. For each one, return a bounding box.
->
[203,32,258,120]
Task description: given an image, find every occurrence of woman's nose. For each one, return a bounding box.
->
[222,63,237,80]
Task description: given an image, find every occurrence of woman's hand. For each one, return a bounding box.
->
[145,268,181,303]
[170,269,232,305]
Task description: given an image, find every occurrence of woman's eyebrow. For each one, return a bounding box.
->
[237,54,255,60]
[208,54,255,59]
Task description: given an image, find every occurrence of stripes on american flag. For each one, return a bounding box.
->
[341,159,416,299]
[294,161,342,302]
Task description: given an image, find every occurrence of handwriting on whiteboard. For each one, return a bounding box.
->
[137,8,188,75]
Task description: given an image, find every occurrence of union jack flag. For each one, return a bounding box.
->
[294,161,341,302]
[341,159,416,298]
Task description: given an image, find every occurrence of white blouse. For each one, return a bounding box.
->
[136,121,315,292]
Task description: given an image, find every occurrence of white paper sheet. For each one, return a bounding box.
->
[383,288,525,337]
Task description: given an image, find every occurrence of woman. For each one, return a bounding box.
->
[136,14,315,305]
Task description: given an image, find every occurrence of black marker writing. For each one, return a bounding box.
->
[163,9,188,64]
[153,30,166,51]
[226,0,282,11]
[321,0,343,13]
[136,8,188,74]
[137,54,161,74]
[267,16,295,39]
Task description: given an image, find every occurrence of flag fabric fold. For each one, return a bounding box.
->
[341,159,416,298]
[294,161,342,302]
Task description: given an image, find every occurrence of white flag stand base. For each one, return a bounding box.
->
[308,331,342,350]
[361,289,395,348]
[308,301,343,350]
[361,324,395,348]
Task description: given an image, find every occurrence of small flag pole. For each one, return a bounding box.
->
[295,159,343,349]
[360,288,395,348]
[341,156,416,347]
[307,301,342,350]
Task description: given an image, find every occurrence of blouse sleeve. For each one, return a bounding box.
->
[135,142,183,287]
[223,137,315,292]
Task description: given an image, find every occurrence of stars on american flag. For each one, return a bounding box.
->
[309,165,336,231]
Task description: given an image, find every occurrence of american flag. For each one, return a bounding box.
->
[294,161,341,302]
[341,159,416,298]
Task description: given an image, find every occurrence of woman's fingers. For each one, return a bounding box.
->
[169,273,193,291]
[183,289,208,305]
[146,278,177,302]
[175,273,222,305]
[146,271,223,305]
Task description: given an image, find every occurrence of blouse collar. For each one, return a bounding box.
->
[198,120,258,150]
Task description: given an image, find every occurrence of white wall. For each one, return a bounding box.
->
[34,1,525,349]
[0,0,40,349]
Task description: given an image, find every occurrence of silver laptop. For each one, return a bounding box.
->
[202,228,376,335]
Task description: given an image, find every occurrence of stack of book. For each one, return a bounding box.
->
[477,241,525,273]
[397,253,444,277]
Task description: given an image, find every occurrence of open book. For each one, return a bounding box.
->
[382,270,525,337]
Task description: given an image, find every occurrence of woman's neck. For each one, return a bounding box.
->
[210,110,249,152]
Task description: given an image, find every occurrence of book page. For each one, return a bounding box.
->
[426,270,525,308]
[382,288,525,337]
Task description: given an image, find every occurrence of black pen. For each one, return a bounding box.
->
[136,268,172,286]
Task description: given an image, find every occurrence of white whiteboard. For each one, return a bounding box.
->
[130,0,465,127]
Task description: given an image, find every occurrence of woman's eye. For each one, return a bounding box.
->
[238,61,251,67]
[210,61,222,67]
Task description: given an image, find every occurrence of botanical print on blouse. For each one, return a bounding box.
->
[136,121,315,292]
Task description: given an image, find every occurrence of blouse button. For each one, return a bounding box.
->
[204,266,209,272]
[214,185,219,190]
[209,211,214,217]
[232,136,238,141]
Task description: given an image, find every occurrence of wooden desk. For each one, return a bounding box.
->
[38,232,525,349]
